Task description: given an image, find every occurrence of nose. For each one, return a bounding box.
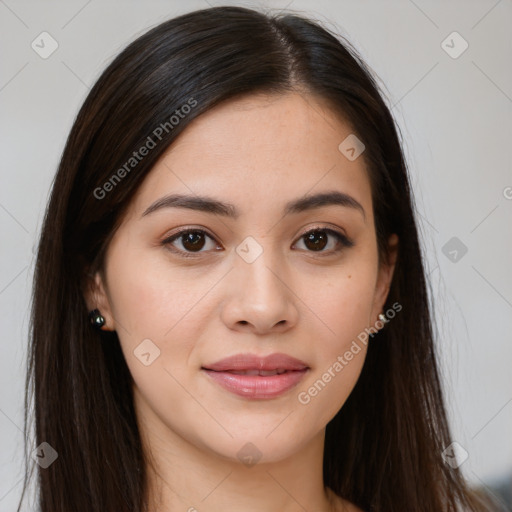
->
[220,246,299,335]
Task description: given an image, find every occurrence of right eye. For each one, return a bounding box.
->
[161,228,222,258]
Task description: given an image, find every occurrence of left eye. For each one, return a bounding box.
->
[294,228,354,253]
[162,227,353,258]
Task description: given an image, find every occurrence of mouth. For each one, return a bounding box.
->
[201,353,310,399]
[213,368,290,376]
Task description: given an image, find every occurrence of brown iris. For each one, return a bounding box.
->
[303,230,328,251]
[181,230,207,251]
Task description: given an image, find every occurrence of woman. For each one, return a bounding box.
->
[19,6,494,512]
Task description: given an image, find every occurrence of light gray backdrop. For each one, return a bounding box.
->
[1,0,511,510]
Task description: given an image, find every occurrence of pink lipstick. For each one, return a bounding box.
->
[201,353,309,399]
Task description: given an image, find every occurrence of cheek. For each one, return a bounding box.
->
[317,280,373,330]
[294,268,377,424]
[104,246,215,396]
[308,266,377,353]
[105,242,214,342]
[106,255,208,435]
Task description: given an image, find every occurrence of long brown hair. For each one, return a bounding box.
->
[19,6,495,511]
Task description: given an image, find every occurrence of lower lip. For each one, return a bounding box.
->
[202,369,309,399]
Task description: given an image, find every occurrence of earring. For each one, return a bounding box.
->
[88,308,105,329]
[378,313,389,324]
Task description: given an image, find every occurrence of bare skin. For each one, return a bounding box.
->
[86,91,397,512]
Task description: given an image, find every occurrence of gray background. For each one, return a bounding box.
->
[1,0,511,510]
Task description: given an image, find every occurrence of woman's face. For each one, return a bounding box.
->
[88,92,397,464]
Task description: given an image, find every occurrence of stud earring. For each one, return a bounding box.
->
[378,313,389,324]
[88,308,105,329]
[369,312,389,340]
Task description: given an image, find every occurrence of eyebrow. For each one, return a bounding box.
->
[141,190,366,222]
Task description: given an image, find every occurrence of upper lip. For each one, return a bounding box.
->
[202,353,309,372]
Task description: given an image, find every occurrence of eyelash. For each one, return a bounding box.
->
[161,226,354,259]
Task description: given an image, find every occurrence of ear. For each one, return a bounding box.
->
[84,270,116,331]
[371,233,399,324]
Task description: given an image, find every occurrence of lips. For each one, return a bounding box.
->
[223,369,288,376]
[202,353,309,372]
[201,353,310,399]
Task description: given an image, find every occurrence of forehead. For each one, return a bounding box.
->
[127,92,373,223]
